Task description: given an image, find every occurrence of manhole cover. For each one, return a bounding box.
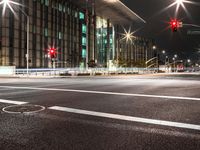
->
[2,105,45,114]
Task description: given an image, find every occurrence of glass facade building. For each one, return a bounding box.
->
[0,0,155,69]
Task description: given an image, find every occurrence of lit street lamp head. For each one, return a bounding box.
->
[0,0,29,75]
[176,0,184,5]
[162,50,166,54]
[1,0,10,4]
[0,0,22,16]
[0,0,13,16]
[161,0,197,18]
[121,27,136,43]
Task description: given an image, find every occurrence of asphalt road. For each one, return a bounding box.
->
[0,73,200,150]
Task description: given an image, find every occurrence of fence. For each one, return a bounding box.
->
[15,67,158,77]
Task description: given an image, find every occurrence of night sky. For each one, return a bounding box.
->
[121,0,200,61]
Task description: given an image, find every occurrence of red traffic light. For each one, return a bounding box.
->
[170,19,178,32]
[172,20,177,26]
[49,47,56,58]
[170,19,183,32]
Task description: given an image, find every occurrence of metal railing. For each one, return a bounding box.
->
[15,67,157,77]
[15,67,199,77]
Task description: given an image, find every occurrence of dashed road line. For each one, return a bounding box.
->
[0,99,28,105]
[49,106,200,131]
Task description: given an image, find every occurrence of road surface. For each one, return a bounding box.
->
[0,74,200,150]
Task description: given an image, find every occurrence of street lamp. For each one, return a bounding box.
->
[162,50,166,54]
[172,57,176,72]
[161,0,198,21]
[120,27,137,67]
[152,46,159,72]
[121,27,136,43]
[0,0,30,76]
[176,0,184,5]
[165,55,169,71]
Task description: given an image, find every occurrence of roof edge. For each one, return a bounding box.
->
[118,0,146,23]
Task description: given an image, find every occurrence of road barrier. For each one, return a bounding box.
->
[15,68,151,77]
[14,67,199,77]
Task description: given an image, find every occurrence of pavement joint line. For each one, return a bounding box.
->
[0,99,28,105]
[0,85,200,101]
[49,106,200,131]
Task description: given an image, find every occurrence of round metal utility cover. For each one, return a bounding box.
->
[2,105,45,114]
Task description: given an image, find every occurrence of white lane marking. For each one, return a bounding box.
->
[0,99,28,105]
[0,85,200,101]
[49,106,200,131]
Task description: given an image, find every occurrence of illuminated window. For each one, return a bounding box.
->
[44,28,48,37]
[82,37,86,46]
[82,24,86,34]
[58,32,62,39]
[110,39,113,44]
[79,12,84,20]
[59,4,62,11]
[82,49,86,58]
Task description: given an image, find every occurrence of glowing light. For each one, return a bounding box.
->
[0,0,23,16]
[1,0,9,5]
[157,0,199,18]
[47,45,57,59]
[162,50,166,54]
[170,19,180,32]
[121,27,136,43]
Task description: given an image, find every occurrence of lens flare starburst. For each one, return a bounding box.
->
[0,0,23,16]
[121,27,136,43]
[155,0,200,19]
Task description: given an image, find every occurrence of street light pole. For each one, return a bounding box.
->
[152,45,158,72]
[85,0,89,70]
[165,56,168,72]
[0,0,30,76]
[26,16,29,76]
[145,48,147,69]
[174,54,178,72]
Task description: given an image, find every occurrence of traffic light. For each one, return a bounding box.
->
[49,47,56,59]
[170,19,178,32]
